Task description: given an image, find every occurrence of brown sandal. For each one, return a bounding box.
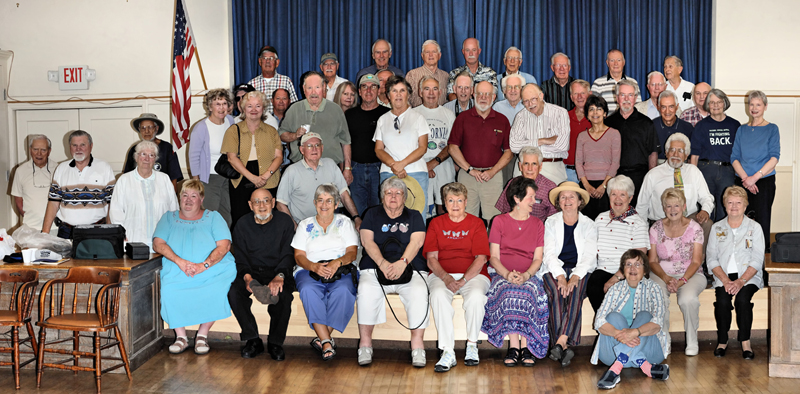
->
[169,337,189,354]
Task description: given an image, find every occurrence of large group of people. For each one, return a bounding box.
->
[9,37,780,390]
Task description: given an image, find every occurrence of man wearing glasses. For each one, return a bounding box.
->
[355,39,404,86]
[320,53,349,102]
[635,72,677,120]
[248,45,298,114]
[405,40,449,108]
[276,132,361,229]
[541,53,576,111]
[11,134,56,231]
[493,74,527,125]
[495,46,536,102]
[510,84,571,184]
[591,49,642,113]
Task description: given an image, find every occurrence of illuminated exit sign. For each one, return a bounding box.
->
[58,65,89,90]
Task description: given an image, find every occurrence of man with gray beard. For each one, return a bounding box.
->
[227,188,296,361]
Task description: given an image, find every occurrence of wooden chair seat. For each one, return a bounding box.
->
[36,267,131,394]
[0,268,39,390]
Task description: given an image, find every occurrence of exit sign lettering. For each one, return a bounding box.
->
[58,65,88,90]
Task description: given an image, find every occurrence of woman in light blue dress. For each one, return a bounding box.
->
[153,179,236,355]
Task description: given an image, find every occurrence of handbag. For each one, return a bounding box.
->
[71,224,126,259]
[771,232,800,262]
[214,124,241,179]
[375,236,429,330]
[308,259,359,287]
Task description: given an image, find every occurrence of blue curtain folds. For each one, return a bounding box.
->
[232,0,710,95]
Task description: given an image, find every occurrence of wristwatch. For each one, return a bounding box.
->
[203,262,209,268]
[276,273,285,279]
[435,157,442,164]
[467,166,474,173]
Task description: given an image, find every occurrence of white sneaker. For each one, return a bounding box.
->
[435,349,456,372]
[358,347,373,366]
[411,348,426,368]
[465,342,479,366]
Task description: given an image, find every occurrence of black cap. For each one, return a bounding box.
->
[233,83,256,94]
[258,45,278,59]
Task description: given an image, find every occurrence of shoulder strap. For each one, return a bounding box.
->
[235,124,241,156]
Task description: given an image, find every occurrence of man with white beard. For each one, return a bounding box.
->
[414,76,456,216]
[41,130,116,238]
[636,133,714,247]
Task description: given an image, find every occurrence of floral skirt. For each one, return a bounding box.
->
[480,273,550,358]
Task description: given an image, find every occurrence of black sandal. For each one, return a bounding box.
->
[321,339,336,361]
[520,348,535,367]
[504,347,520,367]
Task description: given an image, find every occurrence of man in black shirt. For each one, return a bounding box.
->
[227,189,296,360]
[605,80,658,204]
[345,74,391,215]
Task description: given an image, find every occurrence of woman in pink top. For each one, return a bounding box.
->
[575,95,620,220]
[481,177,550,367]
[648,188,705,356]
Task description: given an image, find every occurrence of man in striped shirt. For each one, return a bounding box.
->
[248,45,299,114]
[591,49,641,113]
[541,52,576,111]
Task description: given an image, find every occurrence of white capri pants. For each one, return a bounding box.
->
[428,273,490,351]
[357,269,431,328]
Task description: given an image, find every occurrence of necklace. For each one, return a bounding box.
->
[750,118,766,131]
[509,211,528,230]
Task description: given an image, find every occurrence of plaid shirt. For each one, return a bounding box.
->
[495,175,557,222]
[248,73,299,114]
[447,62,498,94]
[679,106,707,127]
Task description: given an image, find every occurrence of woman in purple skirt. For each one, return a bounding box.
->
[481,177,550,367]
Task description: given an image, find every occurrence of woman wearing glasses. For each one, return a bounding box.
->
[220,90,283,228]
[123,113,184,192]
[374,75,430,212]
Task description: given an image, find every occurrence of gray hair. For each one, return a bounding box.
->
[475,80,498,96]
[133,140,160,165]
[747,90,768,106]
[606,175,635,196]
[455,70,474,86]
[501,73,526,90]
[28,134,51,149]
[519,145,543,162]
[68,130,93,146]
[646,71,666,85]
[462,38,481,50]
[569,79,590,94]
[550,52,571,67]
[664,55,683,68]
[314,184,342,208]
[380,177,407,202]
[372,39,392,54]
[703,88,731,112]
[418,75,439,92]
[238,90,270,122]
[666,132,691,156]
[658,90,679,107]
[607,49,625,62]
[614,79,640,98]
[421,40,441,54]
[504,46,522,59]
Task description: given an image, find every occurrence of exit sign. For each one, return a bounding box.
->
[58,65,88,90]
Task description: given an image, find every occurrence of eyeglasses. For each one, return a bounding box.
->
[252,198,271,205]
[708,100,724,106]
[260,56,277,62]
[138,152,156,158]
[303,143,322,149]
[505,85,522,91]
[505,56,522,61]
[667,148,685,154]
[625,262,643,268]
[394,117,400,133]
[360,84,379,91]
[321,61,337,68]
[522,98,539,106]
[552,64,570,69]
[475,92,493,98]
[139,126,157,132]
[648,83,666,88]
[385,190,404,197]
[315,198,335,205]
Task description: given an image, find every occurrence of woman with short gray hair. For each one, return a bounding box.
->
[689,88,741,222]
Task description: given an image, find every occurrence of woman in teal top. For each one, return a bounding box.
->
[153,179,237,355]
[731,90,780,252]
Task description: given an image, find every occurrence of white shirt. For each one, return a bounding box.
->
[205,117,230,175]
[415,105,457,204]
[594,211,651,273]
[325,75,349,101]
[109,170,179,252]
[374,107,430,174]
[542,211,598,279]
[290,214,359,275]
[509,103,570,158]
[636,162,715,221]
[11,159,56,230]
[726,227,740,273]
[665,77,696,112]
[49,156,116,226]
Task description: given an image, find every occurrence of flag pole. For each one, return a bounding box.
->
[194,46,209,91]
[169,0,178,145]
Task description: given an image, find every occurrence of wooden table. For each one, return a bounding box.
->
[766,256,800,378]
[2,255,163,372]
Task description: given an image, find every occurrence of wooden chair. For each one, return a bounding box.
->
[36,267,131,393]
[0,268,39,390]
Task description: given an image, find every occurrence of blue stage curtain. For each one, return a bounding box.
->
[232,0,711,95]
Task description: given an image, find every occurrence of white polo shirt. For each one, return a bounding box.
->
[666,78,696,112]
[49,156,116,226]
[11,159,56,230]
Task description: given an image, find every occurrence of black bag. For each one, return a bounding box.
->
[376,237,413,285]
[214,124,241,179]
[71,224,126,260]
[771,232,800,262]
[308,259,359,287]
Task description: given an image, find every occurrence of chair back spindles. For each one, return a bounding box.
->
[0,268,40,389]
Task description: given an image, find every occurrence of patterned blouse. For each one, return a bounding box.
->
[649,220,704,276]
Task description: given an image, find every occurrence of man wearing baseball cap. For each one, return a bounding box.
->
[248,45,298,113]
[320,53,349,102]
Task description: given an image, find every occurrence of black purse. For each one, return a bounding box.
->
[308,259,359,288]
[376,237,414,285]
[214,124,241,179]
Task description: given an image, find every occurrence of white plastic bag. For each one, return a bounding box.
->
[0,228,15,259]
[12,225,72,256]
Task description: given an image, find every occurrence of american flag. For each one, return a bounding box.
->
[171,0,196,149]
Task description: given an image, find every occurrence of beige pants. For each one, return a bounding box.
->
[651,271,706,353]
[457,168,503,220]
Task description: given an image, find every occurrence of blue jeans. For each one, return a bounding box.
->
[597,311,665,367]
[565,167,579,183]
[350,161,381,215]
[697,161,736,222]
[380,171,428,214]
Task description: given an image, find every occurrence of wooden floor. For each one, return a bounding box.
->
[2,339,796,394]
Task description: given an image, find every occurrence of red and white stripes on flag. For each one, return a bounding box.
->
[171,0,196,149]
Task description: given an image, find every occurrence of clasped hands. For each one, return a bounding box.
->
[313,259,343,280]
[178,258,208,278]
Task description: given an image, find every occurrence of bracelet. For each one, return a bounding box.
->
[679,277,688,284]
[616,275,624,281]
[344,167,352,170]
[636,328,641,336]
[758,170,764,176]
